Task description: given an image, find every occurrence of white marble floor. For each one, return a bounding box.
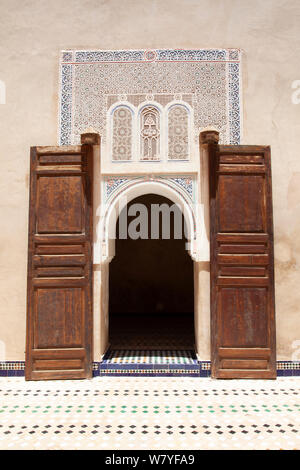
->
[0,377,299,450]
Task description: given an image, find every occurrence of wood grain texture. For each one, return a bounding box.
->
[26,144,93,381]
[209,144,276,379]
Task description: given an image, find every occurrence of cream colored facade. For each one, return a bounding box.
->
[0,0,300,362]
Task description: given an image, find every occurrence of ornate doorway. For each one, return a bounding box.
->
[25,131,277,379]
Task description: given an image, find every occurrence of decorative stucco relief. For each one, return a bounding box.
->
[104,175,195,203]
[59,48,242,148]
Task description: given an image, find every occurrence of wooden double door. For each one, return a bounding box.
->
[25,140,276,380]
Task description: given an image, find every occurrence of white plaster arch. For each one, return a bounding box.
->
[136,100,164,116]
[165,99,193,115]
[95,179,208,264]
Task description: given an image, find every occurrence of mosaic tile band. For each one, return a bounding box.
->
[1,358,299,377]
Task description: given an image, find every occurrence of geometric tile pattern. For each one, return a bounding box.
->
[277,362,300,373]
[0,377,299,449]
[103,350,198,364]
[0,362,25,372]
[98,369,201,377]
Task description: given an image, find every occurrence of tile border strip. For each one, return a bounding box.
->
[1,361,299,377]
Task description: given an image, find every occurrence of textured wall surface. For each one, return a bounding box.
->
[0,0,299,360]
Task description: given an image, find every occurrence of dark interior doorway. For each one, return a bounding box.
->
[109,193,194,350]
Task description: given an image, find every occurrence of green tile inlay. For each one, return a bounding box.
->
[0,402,298,416]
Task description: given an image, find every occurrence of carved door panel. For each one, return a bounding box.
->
[26,144,93,380]
[209,144,276,379]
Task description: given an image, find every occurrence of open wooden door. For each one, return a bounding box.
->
[208,138,276,379]
[25,141,93,380]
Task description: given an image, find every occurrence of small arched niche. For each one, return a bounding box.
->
[111,104,134,161]
[167,103,190,160]
[139,104,162,160]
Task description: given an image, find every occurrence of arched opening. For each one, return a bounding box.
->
[108,193,195,351]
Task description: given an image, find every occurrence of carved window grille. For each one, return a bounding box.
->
[140,106,160,160]
[112,106,133,160]
[167,105,189,160]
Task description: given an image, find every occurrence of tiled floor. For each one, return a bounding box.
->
[103,350,197,364]
[0,377,299,450]
[97,349,200,376]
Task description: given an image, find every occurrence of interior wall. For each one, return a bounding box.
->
[0,0,299,360]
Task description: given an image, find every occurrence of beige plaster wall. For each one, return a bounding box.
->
[0,0,300,361]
